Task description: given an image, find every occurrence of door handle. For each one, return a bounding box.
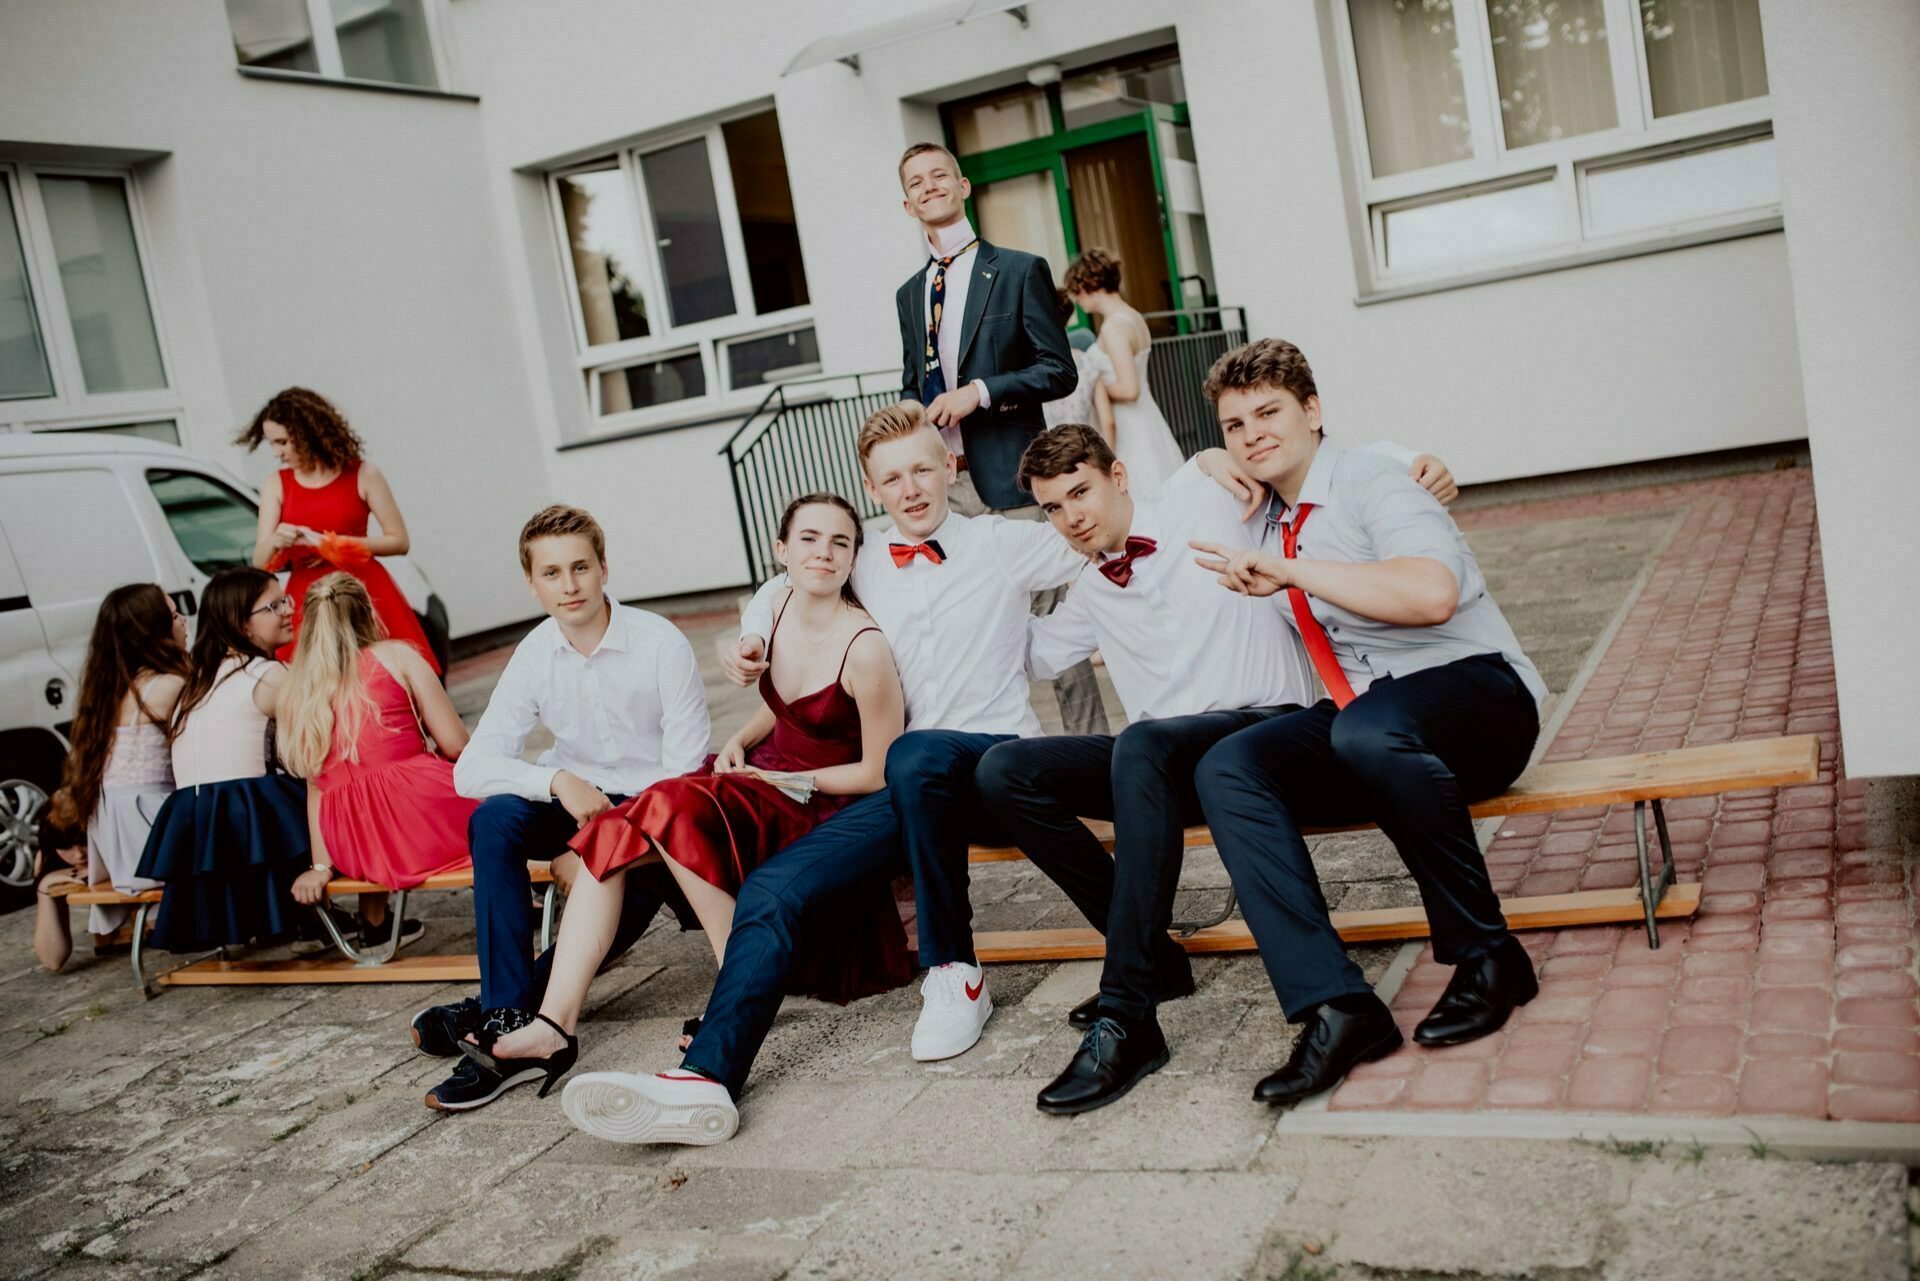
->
[45,678,64,710]
[170,589,197,617]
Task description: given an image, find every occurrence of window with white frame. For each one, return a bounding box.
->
[1335,0,1777,290]
[0,163,181,445]
[224,0,450,91]
[550,108,821,431]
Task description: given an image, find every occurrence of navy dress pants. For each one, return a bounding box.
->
[681,788,905,1098]
[469,794,670,1012]
[1194,655,1539,1020]
[975,707,1293,1020]
[887,729,1020,969]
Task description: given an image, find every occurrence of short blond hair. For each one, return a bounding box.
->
[857,401,937,465]
[898,142,961,188]
[518,505,606,575]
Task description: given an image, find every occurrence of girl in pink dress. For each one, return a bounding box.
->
[276,573,475,943]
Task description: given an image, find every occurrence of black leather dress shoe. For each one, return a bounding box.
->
[1413,935,1539,1047]
[1067,969,1198,1030]
[1254,995,1402,1107]
[1036,1013,1171,1115]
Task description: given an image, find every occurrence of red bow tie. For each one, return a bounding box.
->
[890,540,946,568]
[1097,536,1158,587]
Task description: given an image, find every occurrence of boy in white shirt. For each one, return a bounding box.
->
[412,505,710,1112]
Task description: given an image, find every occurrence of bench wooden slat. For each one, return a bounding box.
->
[46,861,547,906]
[967,735,1821,863]
[966,882,1703,962]
[159,954,481,986]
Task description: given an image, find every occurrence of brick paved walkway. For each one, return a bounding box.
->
[1330,467,1920,1122]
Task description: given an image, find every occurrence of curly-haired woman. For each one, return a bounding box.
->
[1064,248,1185,496]
[237,386,440,674]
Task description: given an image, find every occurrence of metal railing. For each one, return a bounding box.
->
[720,306,1249,585]
[1142,305,1247,461]
[719,369,903,586]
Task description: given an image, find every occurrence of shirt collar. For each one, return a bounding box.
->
[926,217,978,260]
[881,508,966,551]
[548,597,627,657]
[1267,440,1344,524]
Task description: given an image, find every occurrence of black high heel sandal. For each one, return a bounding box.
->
[458,1008,578,1099]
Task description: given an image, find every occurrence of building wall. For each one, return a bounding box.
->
[3,0,1813,632]
[0,0,546,635]
[1755,0,1920,778]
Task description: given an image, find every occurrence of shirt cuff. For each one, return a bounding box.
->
[971,378,991,409]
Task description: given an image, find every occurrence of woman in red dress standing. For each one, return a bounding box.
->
[238,386,439,675]
[460,493,909,1097]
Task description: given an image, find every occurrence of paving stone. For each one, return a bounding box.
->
[789,1170,1073,1281]
[1014,1172,1296,1280]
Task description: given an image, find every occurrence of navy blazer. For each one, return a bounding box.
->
[896,241,1078,511]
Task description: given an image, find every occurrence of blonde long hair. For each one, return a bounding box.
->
[276,573,386,777]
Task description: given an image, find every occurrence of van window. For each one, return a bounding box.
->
[0,469,160,605]
[146,470,257,575]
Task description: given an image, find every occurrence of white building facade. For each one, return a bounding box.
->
[2,0,1910,769]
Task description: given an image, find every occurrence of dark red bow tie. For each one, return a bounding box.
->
[890,540,946,568]
[1097,536,1158,587]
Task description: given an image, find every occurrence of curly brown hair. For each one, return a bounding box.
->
[1064,248,1122,296]
[234,387,364,472]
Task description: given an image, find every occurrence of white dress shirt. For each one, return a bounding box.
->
[1256,443,1547,707]
[454,600,711,802]
[921,217,992,456]
[741,512,1085,737]
[1027,469,1315,722]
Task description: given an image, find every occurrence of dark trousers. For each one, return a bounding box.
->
[1193,654,1539,1020]
[469,794,666,1012]
[681,789,905,1098]
[975,707,1293,1020]
[887,729,1020,968]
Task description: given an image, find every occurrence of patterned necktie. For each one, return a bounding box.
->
[1097,536,1158,588]
[920,238,978,403]
[1278,503,1357,708]
[890,540,946,568]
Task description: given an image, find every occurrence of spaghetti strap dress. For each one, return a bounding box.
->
[276,461,439,673]
[570,612,911,1004]
[312,650,475,888]
[84,685,173,935]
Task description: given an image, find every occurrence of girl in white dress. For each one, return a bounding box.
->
[35,584,186,971]
[1042,288,1118,445]
[1066,248,1186,496]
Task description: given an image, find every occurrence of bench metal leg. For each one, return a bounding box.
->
[1173,886,1238,938]
[539,882,557,953]
[131,902,152,998]
[310,888,411,967]
[1633,799,1677,949]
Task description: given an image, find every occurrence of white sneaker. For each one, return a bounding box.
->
[560,1069,738,1146]
[911,961,993,1061]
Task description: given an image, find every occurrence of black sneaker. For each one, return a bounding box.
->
[358,915,425,950]
[291,905,360,956]
[411,996,483,1057]
[423,1054,541,1112]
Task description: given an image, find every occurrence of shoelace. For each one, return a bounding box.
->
[1078,1017,1128,1066]
[923,966,968,1008]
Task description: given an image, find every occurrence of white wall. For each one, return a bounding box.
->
[1754,0,1920,778]
[0,0,546,635]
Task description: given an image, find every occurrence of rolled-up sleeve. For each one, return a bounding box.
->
[1359,470,1480,606]
[737,575,786,643]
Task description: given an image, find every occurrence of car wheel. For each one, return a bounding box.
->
[418,594,452,683]
[0,777,48,890]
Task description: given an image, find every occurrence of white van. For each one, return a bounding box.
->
[0,433,450,889]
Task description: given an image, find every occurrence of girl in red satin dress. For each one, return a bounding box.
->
[238,386,439,675]
[468,493,909,1075]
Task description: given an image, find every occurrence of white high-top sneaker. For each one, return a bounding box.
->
[911,961,993,1061]
[561,1069,738,1146]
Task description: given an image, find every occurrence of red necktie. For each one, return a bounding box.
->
[1279,504,1357,709]
[890,540,945,568]
[1098,536,1157,588]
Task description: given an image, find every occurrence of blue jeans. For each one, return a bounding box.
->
[681,789,905,1098]
[1194,654,1539,1020]
[468,794,669,1012]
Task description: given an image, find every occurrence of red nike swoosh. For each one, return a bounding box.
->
[965,978,984,1001]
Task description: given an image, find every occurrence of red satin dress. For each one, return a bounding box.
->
[569,612,912,1004]
[276,461,439,674]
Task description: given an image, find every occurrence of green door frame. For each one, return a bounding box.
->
[952,100,1194,334]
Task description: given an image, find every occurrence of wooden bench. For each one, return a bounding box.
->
[45,863,557,994]
[956,735,1820,963]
